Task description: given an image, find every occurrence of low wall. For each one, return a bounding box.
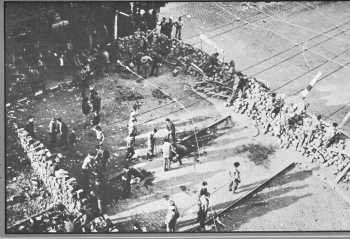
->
[13,126,82,215]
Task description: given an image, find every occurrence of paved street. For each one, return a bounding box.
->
[160,2,350,134]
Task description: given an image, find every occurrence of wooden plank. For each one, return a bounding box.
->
[180,162,296,232]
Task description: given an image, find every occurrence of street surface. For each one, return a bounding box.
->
[160,1,350,134]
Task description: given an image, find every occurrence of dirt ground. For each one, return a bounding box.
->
[160,1,350,134]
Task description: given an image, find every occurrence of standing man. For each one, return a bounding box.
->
[37,56,48,93]
[146,128,157,160]
[125,133,136,161]
[48,118,60,147]
[128,118,138,138]
[165,18,174,39]
[121,165,133,198]
[93,126,105,145]
[160,17,167,36]
[165,118,176,143]
[25,116,35,138]
[82,151,96,189]
[58,53,65,81]
[174,16,183,40]
[140,54,152,78]
[135,50,144,75]
[165,200,179,232]
[197,194,209,231]
[228,162,241,193]
[162,138,176,171]
[150,51,161,77]
[57,118,69,148]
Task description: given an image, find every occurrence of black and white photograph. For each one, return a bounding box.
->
[3,1,350,235]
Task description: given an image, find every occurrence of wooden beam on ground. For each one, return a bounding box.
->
[179,162,296,232]
[336,162,350,183]
[179,115,232,145]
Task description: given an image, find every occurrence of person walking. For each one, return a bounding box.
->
[228,162,241,193]
[165,200,179,232]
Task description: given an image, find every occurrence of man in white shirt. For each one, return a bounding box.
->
[93,126,105,145]
[162,138,176,171]
[228,162,241,193]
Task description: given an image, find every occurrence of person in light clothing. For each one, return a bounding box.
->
[228,162,241,193]
[162,138,176,171]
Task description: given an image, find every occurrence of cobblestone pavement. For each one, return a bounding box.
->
[160,2,350,134]
[104,74,300,232]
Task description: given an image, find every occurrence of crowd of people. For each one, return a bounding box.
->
[10,10,350,233]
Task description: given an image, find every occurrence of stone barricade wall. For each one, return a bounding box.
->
[13,126,82,215]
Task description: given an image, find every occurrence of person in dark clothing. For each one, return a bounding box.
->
[91,111,100,126]
[48,118,60,147]
[165,18,174,39]
[135,8,142,30]
[25,116,35,137]
[80,68,90,99]
[58,53,65,81]
[208,53,219,68]
[160,17,167,35]
[27,67,40,95]
[150,51,161,77]
[69,128,78,149]
[82,97,91,116]
[174,16,183,40]
[57,118,69,147]
[37,56,48,93]
[199,181,210,198]
[96,144,110,173]
[165,118,176,143]
[140,21,148,32]
[144,9,153,30]
[121,165,133,198]
[135,51,144,74]
[90,89,101,114]
[197,194,209,230]
[151,9,158,29]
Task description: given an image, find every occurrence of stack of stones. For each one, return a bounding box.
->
[14,125,82,214]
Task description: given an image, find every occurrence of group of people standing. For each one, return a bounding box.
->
[160,16,183,40]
